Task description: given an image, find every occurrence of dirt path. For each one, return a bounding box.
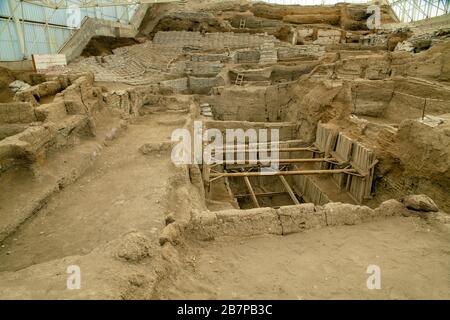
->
[0,113,184,272]
[155,216,450,300]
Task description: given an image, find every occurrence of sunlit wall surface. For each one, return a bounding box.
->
[0,0,137,61]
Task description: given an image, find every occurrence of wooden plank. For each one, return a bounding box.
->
[234,191,287,198]
[279,176,300,205]
[210,168,358,178]
[244,176,260,208]
[214,147,319,153]
[211,158,336,165]
[219,140,306,149]
[32,54,67,73]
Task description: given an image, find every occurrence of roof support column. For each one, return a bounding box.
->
[7,0,27,59]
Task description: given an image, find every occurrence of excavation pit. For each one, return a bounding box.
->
[201,120,377,210]
[0,0,449,301]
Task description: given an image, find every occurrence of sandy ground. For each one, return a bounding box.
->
[0,112,186,272]
[155,216,450,300]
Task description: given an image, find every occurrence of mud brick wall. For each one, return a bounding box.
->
[189,76,224,95]
[0,102,37,124]
[233,49,261,64]
[277,45,324,61]
[153,31,278,49]
[160,78,189,94]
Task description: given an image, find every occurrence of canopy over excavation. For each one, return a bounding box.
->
[0,0,449,300]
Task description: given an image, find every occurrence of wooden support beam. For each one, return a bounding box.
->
[210,158,336,165]
[234,191,288,198]
[218,140,306,149]
[213,147,319,153]
[243,176,260,208]
[279,176,300,205]
[210,168,358,179]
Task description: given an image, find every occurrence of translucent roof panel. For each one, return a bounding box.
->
[388,0,449,23]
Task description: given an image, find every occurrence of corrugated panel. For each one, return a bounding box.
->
[49,27,73,53]
[389,0,449,23]
[45,7,71,26]
[0,2,12,17]
[21,3,44,22]
[101,6,116,20]
[4,1,133,27]
[127,5,138,21]
[0,1,139,61]
[115,6,127,23]
[0,20,21,61]
[0,19,77,60]
[24,22,47,55]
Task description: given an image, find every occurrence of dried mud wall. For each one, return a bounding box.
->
[184,199,415,241]
[394,116,450,212]
[0,73,103,173]
[205,82,296,122]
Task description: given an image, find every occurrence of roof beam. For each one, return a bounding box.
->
[387,0,450,22]
[279,176,301,205]
[22,0,181,9]
[243,176,260,208]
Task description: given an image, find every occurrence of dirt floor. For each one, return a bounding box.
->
[155,217,449,300]
[0,111,186,272]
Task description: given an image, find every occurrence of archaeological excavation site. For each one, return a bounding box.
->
[0,0,449,301]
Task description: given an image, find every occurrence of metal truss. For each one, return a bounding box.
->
[1,0,172,61]
[387,0,449,22]
[22,0,182,9]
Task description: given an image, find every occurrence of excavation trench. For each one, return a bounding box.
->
[0,112,186,272]
[0,0,449,299]
[200,86,371,211]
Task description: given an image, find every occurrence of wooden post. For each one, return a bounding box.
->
[244,176,260,208]
[279,176,300,205]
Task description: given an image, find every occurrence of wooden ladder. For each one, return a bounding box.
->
[239,18,246,29]
[235,73,244,86]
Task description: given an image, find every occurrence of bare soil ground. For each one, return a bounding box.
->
[155,217,449,300]
[0,112,186,272]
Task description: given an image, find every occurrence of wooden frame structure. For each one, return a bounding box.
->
[203,124,378,208]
